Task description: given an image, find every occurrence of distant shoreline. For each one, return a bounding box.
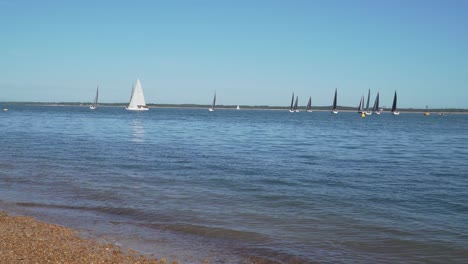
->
[1,102,467,114]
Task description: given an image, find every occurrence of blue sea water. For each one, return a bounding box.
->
[1,105,468,263]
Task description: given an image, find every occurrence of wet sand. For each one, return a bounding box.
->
[0,211,166,264]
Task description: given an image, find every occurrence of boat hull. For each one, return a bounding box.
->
[332,110,338,114]
[126,107,149,111]
[208,108,214,112]
[392,112,400,116]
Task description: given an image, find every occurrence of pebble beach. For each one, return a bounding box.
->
[0,211,162,264]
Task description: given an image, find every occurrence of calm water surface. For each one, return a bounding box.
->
[1,105,468,263]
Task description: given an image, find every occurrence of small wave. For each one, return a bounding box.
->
[148,222,270,243]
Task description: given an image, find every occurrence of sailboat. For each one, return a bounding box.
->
[289,93,295,112]
[365,89,372,116]
[236,105,240,110]
[332,88,338,114]
[357,95,366,117]
[305,96,312,112]
[208,92,216,111]
[293,96,299,112]
[373,92,381,115]
[89,86,99,110]
[126,79,149,111]
[357,95,364,113]
[391,91,399,115]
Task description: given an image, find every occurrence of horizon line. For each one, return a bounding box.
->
[1,101,467,111]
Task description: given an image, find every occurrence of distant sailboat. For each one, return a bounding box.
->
[332,88,338,114]
[236,105,240,110]
[126,79,149,111]
[89,86,99,110]
[365,89,372,116]
[391,91,399,115]
[289,93,295,112]
[358,95,364,113]
[306,96,312,112]
[208,92,216,112]
[373,92,381,115]
[293,96,299,112]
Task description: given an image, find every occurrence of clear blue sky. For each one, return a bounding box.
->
[1,0,467,108]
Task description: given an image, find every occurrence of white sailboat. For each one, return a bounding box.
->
[332,88,338,114]
[208,92,216,111]
[236,105,240,110]
[391,91,399,115]
[126,79,149,111]
[89,86,99,110]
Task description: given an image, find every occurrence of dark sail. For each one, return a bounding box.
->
[306,96,311,111]
[358,95,364,113]
[332,88,337,110]
[366,89,371,111]
[293,96,299,111]
[94,86,99,106]
[212,92,216,110]
[391,91,397,112]
[373,92,379,112]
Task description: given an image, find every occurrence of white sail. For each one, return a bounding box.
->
[126,79,148,111]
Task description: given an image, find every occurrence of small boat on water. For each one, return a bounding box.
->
[424,105,430,116]
[365,89,372,116]
[236,105,240,110]
[373,92,381,115]
[126,79,149,111]
[208,92,216,112]
[89,86,99,110]
[391,91,399,115]
[332,88,338,114]
[306,96,312,112]
[2,108,8,112]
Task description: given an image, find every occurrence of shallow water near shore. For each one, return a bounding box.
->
[1,105,468,263]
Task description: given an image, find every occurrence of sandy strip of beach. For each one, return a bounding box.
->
[0,211,173,264]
